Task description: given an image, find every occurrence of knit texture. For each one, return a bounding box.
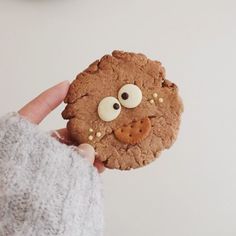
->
[0,113,103,236]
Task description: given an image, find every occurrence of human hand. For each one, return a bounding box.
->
[18,81,105,173]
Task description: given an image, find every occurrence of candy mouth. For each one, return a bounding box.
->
[114,117,152,145]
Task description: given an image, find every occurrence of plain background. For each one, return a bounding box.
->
[0,0,236,235]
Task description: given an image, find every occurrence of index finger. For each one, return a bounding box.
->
[19,81,70,124]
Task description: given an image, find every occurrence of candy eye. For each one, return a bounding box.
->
[98,97,121,122]
[118,84,142,108]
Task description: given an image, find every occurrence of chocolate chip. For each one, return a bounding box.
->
[121,92,129,100]
[113,103,120,110]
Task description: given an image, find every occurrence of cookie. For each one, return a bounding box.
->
[62,51,183,170]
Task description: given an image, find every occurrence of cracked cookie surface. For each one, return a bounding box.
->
[62,50,183,170]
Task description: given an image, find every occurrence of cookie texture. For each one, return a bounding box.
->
[62,51,183,170]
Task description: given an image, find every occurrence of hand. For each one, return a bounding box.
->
[18,81,105,173]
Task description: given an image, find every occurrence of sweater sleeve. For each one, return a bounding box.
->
[0,113,104,236]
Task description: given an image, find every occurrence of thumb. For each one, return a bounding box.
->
[76,143,95,164]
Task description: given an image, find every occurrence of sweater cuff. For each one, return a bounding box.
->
[0,112,103,236]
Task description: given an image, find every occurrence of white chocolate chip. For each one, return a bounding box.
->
[118,84,142,108]
[149,99,155,104]
[88,135,93,141]
[153,93,158,98]
[98,96,121,122]
[96,132,102,138]
[159,98,164,103]
[89,128,94,133]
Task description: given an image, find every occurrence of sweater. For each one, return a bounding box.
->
[0,113,103,236]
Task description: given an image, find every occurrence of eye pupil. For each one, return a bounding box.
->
[121,92,129,100]
[113,103,120,110]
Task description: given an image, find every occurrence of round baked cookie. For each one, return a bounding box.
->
[62,51,183,170]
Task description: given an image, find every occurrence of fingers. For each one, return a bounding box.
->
[94,159,106,173]
[77,143,95,164]
[51,130,106,173]
[75,143,105,173]
[19,81,70,124]
[51,128,76,145]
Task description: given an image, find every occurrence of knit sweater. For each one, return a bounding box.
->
[0,113,103,236]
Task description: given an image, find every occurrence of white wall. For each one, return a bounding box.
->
[0,0,236,235]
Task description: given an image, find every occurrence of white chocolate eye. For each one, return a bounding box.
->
[118,84,142,108]
[98,96,121,122]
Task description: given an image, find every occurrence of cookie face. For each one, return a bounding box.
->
[62,51,183,170]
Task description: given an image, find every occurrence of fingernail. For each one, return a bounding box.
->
[76,144,95,160]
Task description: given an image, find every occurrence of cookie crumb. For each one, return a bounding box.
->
[89,128,94,133]
[88,135,94,141]
[159,98,164,103]
[96,132,102,138]
[149,99,155,104]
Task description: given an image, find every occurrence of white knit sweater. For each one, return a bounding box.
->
[0,113,103,236]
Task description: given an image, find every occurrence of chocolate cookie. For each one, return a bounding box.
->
[62,51,183,170]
